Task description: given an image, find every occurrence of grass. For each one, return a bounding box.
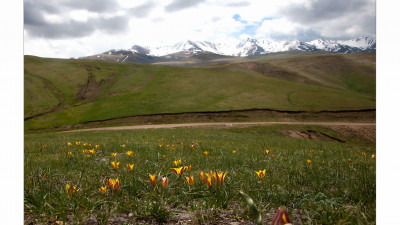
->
[24,53,375,131]
[24,125,376,224]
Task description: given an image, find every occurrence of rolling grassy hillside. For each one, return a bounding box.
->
[24,53,375,130]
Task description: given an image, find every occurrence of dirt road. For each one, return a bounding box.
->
[60,121,375,133]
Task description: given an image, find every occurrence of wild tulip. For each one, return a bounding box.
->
[173,159,181,166]
[184,165,192,171]
[310,149,315,153]
[186,176,194,186]
[99,186,107,193]
[171,167,185,175]
[149,174,157,186]
[106,178,120,191]
[121,144,125,148]
[95,145,100,149]
[232,150,237,154]
[265,149,270,155]
[83,143,88,147]
[199,171,206,182]
[307,159,312,164]
[66,184,79,196]
[88,149,95,155]
[372,154,375,159]
[88,144,92,148]
[214,171,227,186]
[255,169,266,179]
[68,151,73,156]
[161,177,168,188]
[159,144,162,148]
[126,164,134,171]
[42,145,46,149]
[203,151,209,156]
[67,142,72,147]
[126,151,134,157]
[111,153,117,157]
[362,152,367,158]
[271,154,275,159]
[206,175,213,187]
[76,142,80,146]
[111,161,120,169]
[348,158,353,162]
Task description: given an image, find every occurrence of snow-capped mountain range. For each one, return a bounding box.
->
[108,37,375,58]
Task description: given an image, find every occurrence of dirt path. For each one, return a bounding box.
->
[60,121,375,133]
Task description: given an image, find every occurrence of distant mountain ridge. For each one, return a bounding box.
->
[83,37,375,64]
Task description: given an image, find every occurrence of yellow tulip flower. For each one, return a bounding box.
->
[99,186,107,193]
[362,152,367,158]
[106,178,120,191]
[184,165,192,171]
[214,171,227,186]
[76,142,80,146]
[68,151,73,156]
[173,159,181,166]
[88,149,95,155]
[307,159,312,164]
[232,150,237,154]
[149,174,157,186]
[126,151,134,157]
[371,154,375,159]
[126,164,134,171]
[121,144,125,148]
[186,176,194,186]
[83,143,88,147]
[111,153,117,157]
[95,145,100,149]
[171,167,185,175]
[255,169,266,179]
[348,158,353,162]
[206,176,213,187]
[111,161,120,169]
[66,184,79,196]
[67,142,72,147]
[265,149,270,155]
[199,171,206,182]
[203,151,209,156]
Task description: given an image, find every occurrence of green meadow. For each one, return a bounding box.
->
[24,53,375,131]
[24,125,375,224]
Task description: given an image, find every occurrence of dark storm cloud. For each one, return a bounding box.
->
[24,0,129,39]
[128,2,157,18]
[165,0,206,12]
[25,15,129,39]
[283,0,371,24]
[61,0,120,13]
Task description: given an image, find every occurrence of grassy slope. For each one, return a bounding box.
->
[24,53,375,130]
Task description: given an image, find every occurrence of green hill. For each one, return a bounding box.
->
[24,53,375,130]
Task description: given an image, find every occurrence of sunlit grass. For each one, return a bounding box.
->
[24,126,375,224]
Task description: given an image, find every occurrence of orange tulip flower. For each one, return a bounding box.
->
[161,177,168,188]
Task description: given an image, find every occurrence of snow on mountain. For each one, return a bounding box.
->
[103,37,375,58]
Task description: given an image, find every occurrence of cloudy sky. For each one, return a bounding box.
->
[24,0,376,58]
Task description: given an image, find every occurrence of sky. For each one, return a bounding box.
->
[24,0,376,58]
